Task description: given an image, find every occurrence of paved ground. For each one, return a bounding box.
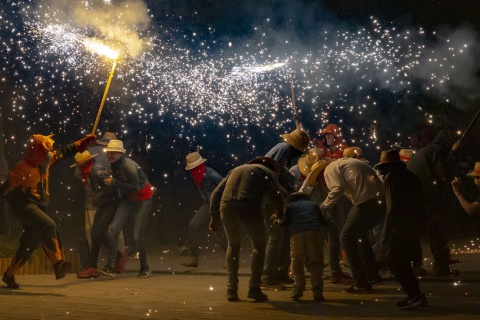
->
[1,243,480,320]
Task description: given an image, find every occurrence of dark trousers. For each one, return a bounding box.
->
[389,235,422,299]
[89,202,119,268]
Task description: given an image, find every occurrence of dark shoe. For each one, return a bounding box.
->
[181,257,199,268]
[276,270,294,284]
[247,288,268,301]
[331,272,354,285]
[260,279,286,291]
[227,289,239,301]
[290,290,303,300]
[400,294,428,310]
[54,261,72,280]
[115,250,128,274]
[99,265,116,278]
[137,266,151,278]
[313,289,325,302]
[369,277,384,287]
[342,285,372,294]
[396,297,410,308]
[2,272,19,289]
[77,267,99,279]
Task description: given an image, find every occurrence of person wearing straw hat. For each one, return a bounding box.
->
[71,151,127,279]
[399,149,414,163]
[209,156,283,302]
[90,132,118,169]
[289,147,325,181]
[319,147,385,294]
[261,128,310,289]
[273,192,328,302]
[374,149,427,309]
[100,139,154,278]
[1,133,96,289]
[181,151,227,268]
[299,159,354,286]
[313,123,349,160]
[451,162,480,216]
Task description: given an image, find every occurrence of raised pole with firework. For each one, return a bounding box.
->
[452,107,480,151]
[83,38,120,135]
[288,70,300,129]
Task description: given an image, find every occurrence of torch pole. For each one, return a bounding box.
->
[91,59,117,135]
[288,71,300,129]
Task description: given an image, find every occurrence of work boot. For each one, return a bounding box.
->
[54,261,72,280]
[247,287,268,301]
[2,272,19,289]
[181,257,199,268]
[227,289,239,301]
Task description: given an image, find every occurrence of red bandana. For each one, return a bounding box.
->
[79,161,93,189]
[190,163,206,189]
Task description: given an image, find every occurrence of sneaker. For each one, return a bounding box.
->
[399,294,428,310]
[54,261,72,280]
[227,289,239,301]
[290,290,303,300]
[2,272,19,289]
[260,279,286,291]
[396,297,410,308]
[247,288,268,302]
[99,265,116,278]
[342,285,372,294]
[137,266,151,278]
[77,267,99,279]
[115,251,128,274]
[331,272,354,285]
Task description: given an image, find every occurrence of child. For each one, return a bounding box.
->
[274,192,328,301]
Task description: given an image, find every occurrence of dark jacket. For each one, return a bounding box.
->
[280,199,327,234]
[265,141,302,193]
[111,155,149,199]
[210,164,283,221]
[197,167,223,205]
[90,162,119,207]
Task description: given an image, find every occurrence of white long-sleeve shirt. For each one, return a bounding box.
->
[320,157,384,210]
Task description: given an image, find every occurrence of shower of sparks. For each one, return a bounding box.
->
[83,38,119,60]
[1,0,478,166]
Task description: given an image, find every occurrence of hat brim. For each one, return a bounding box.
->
[284,192,311,206]
[308,159,336,186]
[281,134,308,153]
[96,139,109,146]
[248,156,280,175]
[106,148,126,153]
[297,156,311,177]
[70,154,98,168]
[185,158,207,170]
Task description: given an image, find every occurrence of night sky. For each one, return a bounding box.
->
[1,0,480,245]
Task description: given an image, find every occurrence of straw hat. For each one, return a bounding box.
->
[185,151,207,170]
[248,156,280,175]
[399,149,414,162]
[297,148,325,177]
[297,155,312,177]
[70,150,97,168]
[281,129,311,153]
[467,162,480,177]
[96,132,117,146]
[308,159,336,186]
[343,147,369,163]
[106,140,126,153]
[373,149,402,170]
[284,191,311,206]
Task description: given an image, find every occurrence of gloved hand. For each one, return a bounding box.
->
[75,134,96,153]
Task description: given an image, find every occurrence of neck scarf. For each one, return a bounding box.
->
[190,163,206,189]
[79,161,93,189]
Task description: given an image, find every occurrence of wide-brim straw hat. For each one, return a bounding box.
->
[70,150,97,168]
[373,149,402,170]
[297,155,312,177]
[308,159,336,186]
[96,132,117,146]
[399,148,414,162]
[185,151,207,170]
[343,147,369,163]
[284,191,311,206]
[248,156,280,175]
[467,162,480,177]
[281,129,310,153]
[106,139,126,153]
[306,148,325,165]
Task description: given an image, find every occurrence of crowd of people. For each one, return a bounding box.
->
[1,123,478,311]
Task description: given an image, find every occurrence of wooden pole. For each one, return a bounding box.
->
[91,59,117,135]
[452,107,480,151]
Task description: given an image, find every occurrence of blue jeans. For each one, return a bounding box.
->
[340,199,385,287]
[107,198,151,269]
[188,203,227,257]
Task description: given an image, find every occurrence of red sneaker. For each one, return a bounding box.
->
[115,251,128,274]
[77,267,99,279]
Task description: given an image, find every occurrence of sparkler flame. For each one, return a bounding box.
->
[83,38,119,60]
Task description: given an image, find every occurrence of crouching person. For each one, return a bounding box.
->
[274,191,328,302]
